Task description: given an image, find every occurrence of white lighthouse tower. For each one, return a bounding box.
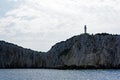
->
[84,25,87,34]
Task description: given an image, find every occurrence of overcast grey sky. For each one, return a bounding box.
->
[0,0,120,51]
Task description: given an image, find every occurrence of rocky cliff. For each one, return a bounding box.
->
[46,33,120,69]
[0,41,46,68]
[0,33,120,69]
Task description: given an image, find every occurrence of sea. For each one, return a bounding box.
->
[0,69,119,80]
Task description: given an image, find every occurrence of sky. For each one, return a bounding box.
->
[0,0,120,52]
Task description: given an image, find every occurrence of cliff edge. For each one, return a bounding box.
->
[0,33,120,69]
[46,33,120,69]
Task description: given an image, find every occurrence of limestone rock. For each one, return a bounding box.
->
[0,41,45,68]
[0,33,120,69]
[47,33,120,69]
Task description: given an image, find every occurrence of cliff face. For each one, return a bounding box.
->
[0,33,120,69]
[46,33,120,69]
[0,41,46,68]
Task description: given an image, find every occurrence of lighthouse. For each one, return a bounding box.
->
[84,25,87,34]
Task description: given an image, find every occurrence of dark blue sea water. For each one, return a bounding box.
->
[0,69,119,80]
